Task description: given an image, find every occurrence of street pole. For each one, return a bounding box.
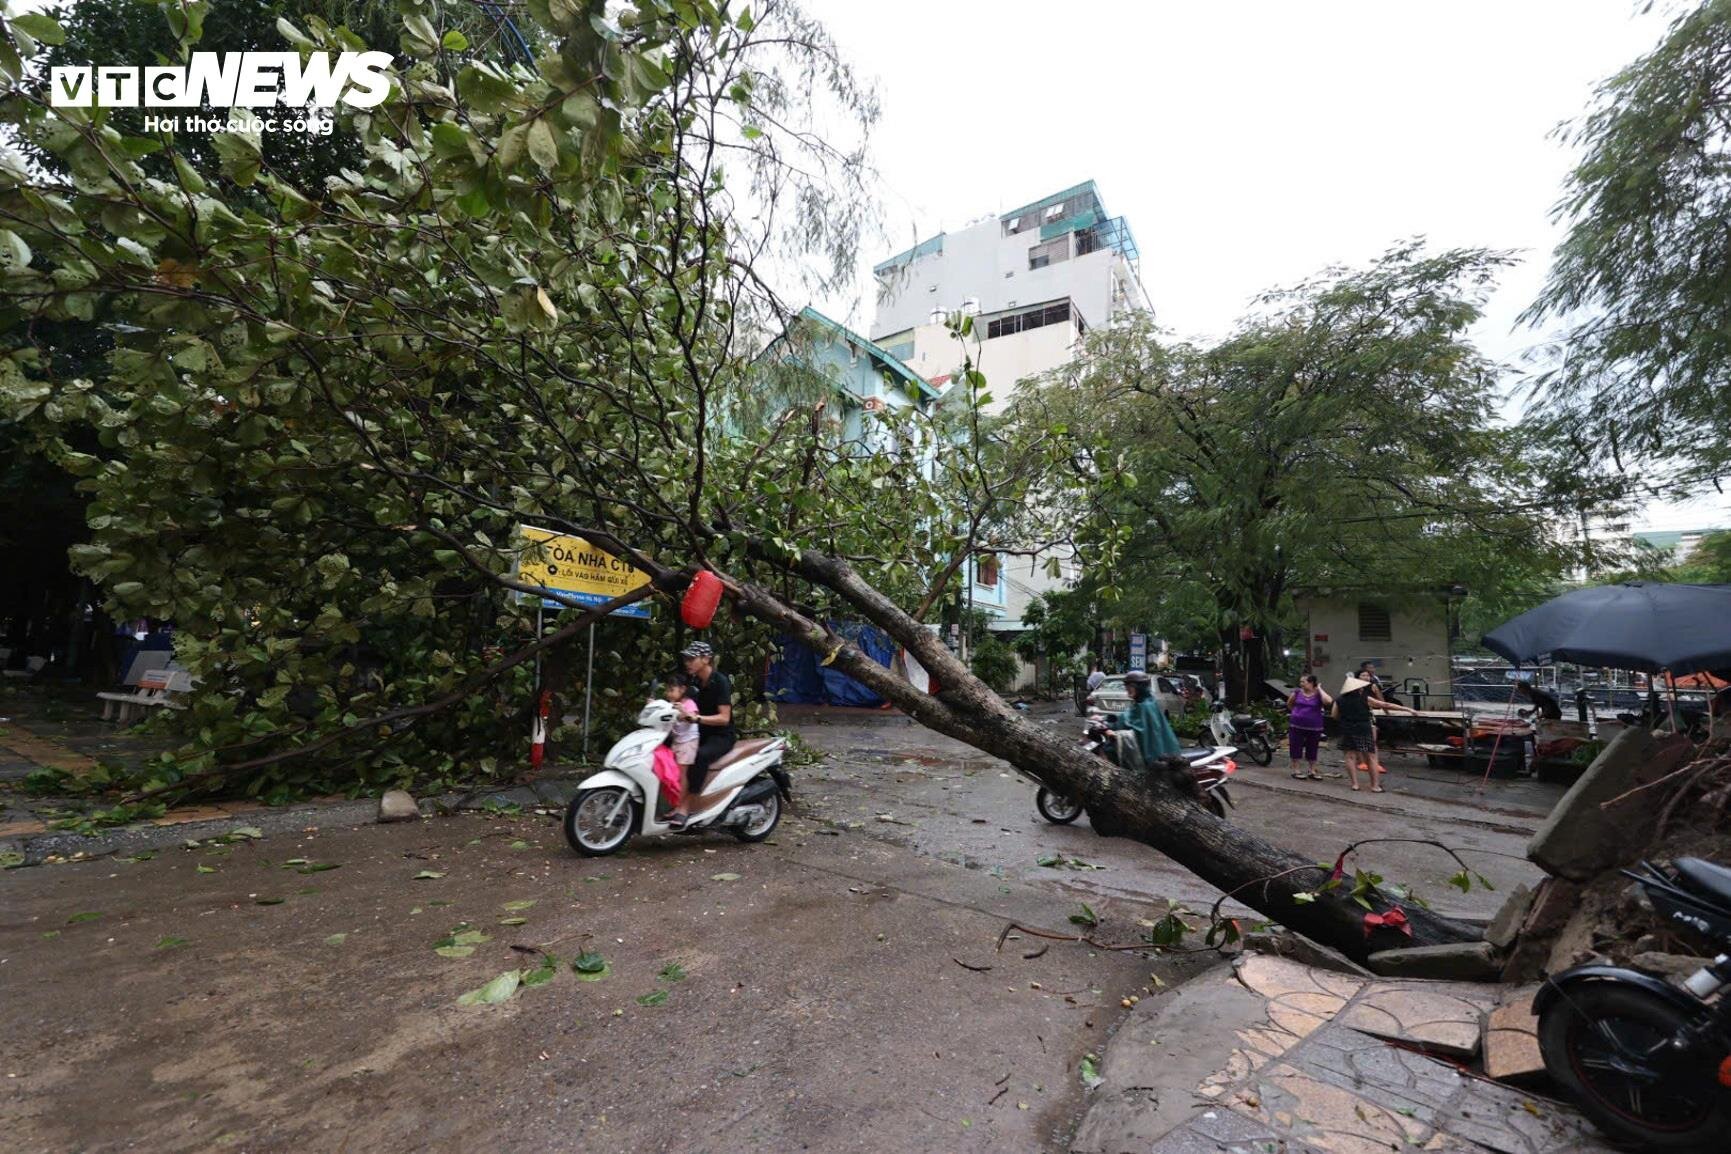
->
[582,621,595,762]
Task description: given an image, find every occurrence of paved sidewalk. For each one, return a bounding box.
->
[1076,953,1612,1154]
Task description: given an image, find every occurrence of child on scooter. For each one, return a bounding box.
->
[664,675,701,826]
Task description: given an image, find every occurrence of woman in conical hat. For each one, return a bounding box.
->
[1334,674,1417,792]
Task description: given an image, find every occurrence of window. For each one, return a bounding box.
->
[1028,236,1069,270]
[985,300,1072,340]
[1357,603,1392,643]
[977,556,999,588]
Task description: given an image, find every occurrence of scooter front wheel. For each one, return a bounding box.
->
[1036,788,1083,824]
[1246,735,1274,766]
[1538,980,1730,1151]
[564,787,638,857]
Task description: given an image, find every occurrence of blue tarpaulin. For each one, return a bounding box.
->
[765,621,895,706]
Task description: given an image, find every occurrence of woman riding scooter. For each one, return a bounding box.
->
[1117,669,1183,766]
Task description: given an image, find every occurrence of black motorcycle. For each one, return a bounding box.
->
[1535,858,1731,1152]
[1210,706,1275,766]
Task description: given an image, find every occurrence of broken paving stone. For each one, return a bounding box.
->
[1483,883,1534,951]
[1482,988,1545,1082]
[1365,942,1502,983]
[1339,982,1492,1058]
[378,789,421,823]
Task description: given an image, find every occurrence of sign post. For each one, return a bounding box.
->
[1129,632,1147,673]
[514,526,652,764]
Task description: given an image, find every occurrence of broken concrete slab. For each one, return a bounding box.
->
[1338,980,1498,1058]
[1240,930,1374,978]
[1630,951,1712,982]
[1366,941,1502,982]
[1482,986,1544,1083]
[1527,728,1693,881]
[1501,877,1583,983]
[1069,962,1270,1153]
[1484,882,1534,950]
[377,789,420,822]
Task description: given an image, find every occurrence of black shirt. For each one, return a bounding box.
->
[1337,688,1373,732]
[693,670,735,736]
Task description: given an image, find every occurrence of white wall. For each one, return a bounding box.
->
[872,215,1136,338]
[1299,597,1453,708]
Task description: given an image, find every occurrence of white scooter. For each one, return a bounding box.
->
[562,699,792,857]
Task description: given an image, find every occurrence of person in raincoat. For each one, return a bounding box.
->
[1117,670,1183,768]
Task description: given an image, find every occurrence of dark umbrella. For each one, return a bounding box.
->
[1481,582,1731,675]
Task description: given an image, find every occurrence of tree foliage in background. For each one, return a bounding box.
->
[0,1,1484,958]
[1526,0,1731,493]
[1019,245,1615,697]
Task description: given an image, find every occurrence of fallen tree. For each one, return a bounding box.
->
[0,2,1476,958]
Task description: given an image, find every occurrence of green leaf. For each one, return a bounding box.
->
[324,933,348,946]
[710,872,740,881]
[1447,870,1471,894]
[0,228,34,272]
[657,962,687,982]
[296,862,341,874]
[66,911,102,924]
[414,870,446,880]
[155,936,189,950]
[572,951,609,980]
[1068,902,1099,929]
[435,945,476,958]
[527,119,559,173]
[196,864,217,874]
[229,827,264,840]
[255,897,286,905]
[501,900,537,911]
[498,916,527,926]
[1079,1053,1102,1089]
[636,989,669,1007]
[1291,891,1317,904]
[521,953,558,986]
[441,29,470,51]
[457,970,521,1006]
[12,13,67,45]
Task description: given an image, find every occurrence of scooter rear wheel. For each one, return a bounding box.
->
[564,787,638,857]
[735,790,781,842]
[1036,788,1083,825]
[1246,735,1274,766]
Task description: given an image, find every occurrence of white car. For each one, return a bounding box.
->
[1086,674,1200,717]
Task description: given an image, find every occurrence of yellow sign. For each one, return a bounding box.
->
[516,525,651,617]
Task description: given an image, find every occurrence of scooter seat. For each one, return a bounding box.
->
[708,737,777,772]
[1674,858,1731,910]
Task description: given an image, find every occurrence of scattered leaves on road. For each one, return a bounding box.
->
[457,970,521,1006]
[1069,902,1100,929]
[572,951,610,981]
[521,953,559,987]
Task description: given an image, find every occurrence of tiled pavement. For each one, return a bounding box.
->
[1086,955,1615,1154]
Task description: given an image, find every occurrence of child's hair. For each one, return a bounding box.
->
[660,673,688,697]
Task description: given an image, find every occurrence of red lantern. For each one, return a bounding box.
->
[681,569,724,629]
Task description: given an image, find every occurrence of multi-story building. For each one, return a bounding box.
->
[865,183,1149,681]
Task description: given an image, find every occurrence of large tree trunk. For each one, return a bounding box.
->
[722,548,1477,963]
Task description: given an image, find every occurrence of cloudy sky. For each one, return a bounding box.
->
[806,0,1726,531]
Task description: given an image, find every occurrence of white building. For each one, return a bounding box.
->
[866,182,1150,681]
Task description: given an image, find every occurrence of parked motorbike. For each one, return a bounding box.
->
[1024,714,1238,824]
[1210,707,1275,766]
[1534,857,1731,1152]
[562,700,791,857]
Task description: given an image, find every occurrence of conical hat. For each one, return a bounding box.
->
[1340,676,1371,695]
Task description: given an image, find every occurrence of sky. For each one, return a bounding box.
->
[805,0,1728,532]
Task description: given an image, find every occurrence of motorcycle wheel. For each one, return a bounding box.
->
[563,787,637,857]
[1538,981,1731,1152]
[1035,788,1083,825]
[1246,735,1274,767]
[1203,791,1227,819]
[734,789,782,843]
